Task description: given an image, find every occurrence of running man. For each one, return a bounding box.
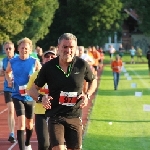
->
[111,55,122,90]
[28,33,97,150]
[5,37,41,150]
[2,41,18,143]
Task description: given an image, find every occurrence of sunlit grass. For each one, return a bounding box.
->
[83,63,150,150]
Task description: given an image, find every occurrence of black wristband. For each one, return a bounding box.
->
[37,94,44,103]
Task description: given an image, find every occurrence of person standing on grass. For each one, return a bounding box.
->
[118,44,125,58]
[5,37,41,150]
[129,46,136,64]
[108,45,116,62]
[28,33,97,150]
[27,50,57,150]
[111,55,122,90]
[1,41,18,143]
[136,46,144,63]
[146,46,150,76]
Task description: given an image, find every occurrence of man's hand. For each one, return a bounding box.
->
[78,93,88,108]
[42,95,53,109]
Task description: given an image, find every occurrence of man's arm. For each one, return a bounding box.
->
[27,83,41,101]
[35,59,42,71]
[86,78,97,96]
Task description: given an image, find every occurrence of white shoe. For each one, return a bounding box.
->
[25,145,32,150]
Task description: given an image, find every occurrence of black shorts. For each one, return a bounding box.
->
[12,98,35,119]
[48,116,82,149]
[4,91,12,103]
[109,53,113,58]
[131,55,135,58]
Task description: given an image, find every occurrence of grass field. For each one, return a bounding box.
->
[83,54,150,150]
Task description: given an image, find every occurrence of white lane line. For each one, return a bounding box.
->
[8,140,38,150]
[0,108,7,114]
[8,123,36,150]
[128,67,150,88]
[8,142,18,150]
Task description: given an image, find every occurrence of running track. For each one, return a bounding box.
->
[0,69,102,150]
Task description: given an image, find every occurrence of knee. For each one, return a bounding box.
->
[26,120,34,130]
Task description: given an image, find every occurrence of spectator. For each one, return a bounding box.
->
[108,45,116,61]
[118,44,125,58]
[129,46,136,64]
[136,46,144,63]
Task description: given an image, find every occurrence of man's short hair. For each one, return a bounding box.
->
[58,33,77,44]
[4,41,14,47]
[78,46,84,50]
[17,37,32,49]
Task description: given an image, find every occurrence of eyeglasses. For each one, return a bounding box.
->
[5,48,12,51]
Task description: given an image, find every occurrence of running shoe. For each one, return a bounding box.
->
[8,135,16,143]
[25,145,32,150]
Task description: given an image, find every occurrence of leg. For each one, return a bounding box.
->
[13,98,26,150]
[7,101,16,142]
[113,72,117,90]
[4,91,16,143]
[24,101,35,148]
[48,117,65,150]
[116,73,120,89]
[65,118,82,150]
[35,114,50,150]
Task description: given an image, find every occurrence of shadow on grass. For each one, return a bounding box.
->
[97,88,150,96]
[83,133,150,150]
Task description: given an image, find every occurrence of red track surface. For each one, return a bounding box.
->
[0,69,102,150]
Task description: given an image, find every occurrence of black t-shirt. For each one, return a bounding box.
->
[34,56,95,118]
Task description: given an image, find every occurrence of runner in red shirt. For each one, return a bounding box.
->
[111,55,122,90]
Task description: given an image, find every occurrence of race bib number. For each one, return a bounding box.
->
[59,91,77,106]
[19,85,27,96]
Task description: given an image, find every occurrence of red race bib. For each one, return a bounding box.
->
[19,85,27,96]
[59,91,77,106]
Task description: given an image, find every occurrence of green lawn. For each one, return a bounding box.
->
[83,62,150,150]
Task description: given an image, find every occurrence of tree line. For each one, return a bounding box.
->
[0,0,149,51]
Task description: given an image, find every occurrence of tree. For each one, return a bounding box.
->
[13,0,59,45]
[0,0,32,44]
[67,0,125,46]
[38,0,125,49]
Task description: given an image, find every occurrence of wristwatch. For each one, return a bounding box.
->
[86,94,91,100]
[37,94,44,103]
